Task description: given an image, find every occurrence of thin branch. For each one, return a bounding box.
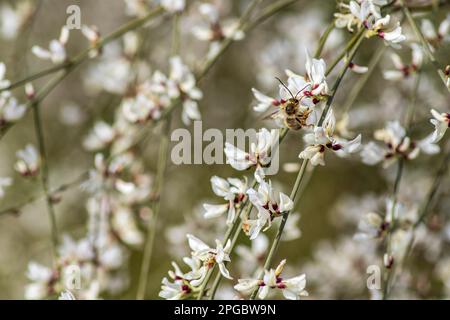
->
[399,0,450,93]
[0,6,165,94]
[382,73,421,299]
[314,20,335,58]
[341,44,386,115]
[136,117,172,300]
[0,172,88,216]
[32,101,58,259]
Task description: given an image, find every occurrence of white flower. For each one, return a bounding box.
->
[59,290,76,300]
[0,1,33,39]
[334,1,371,32]
[81,25,101,58]
[112,207,144,246]
[224,128,278,170]
[349,61,369,74]
[32,26,69,64]
[251,88,279,113]
[430,108,450,143]
[187,234,232,279]
[192,3,244,58]
[15,144,39,176]
[421,14,450,48]
[83,43,134,95]
[0,62,10,89]
[0,91,27,123]
[160,277,190,300]
[299,109,361,166]
[169,56,203,125]
[234,260,308,300]
[161,0,185,13]
[354,211,388,240]
[245,177,293,239]
[383,44,423,81]
[83,121,116,151]
[124,0,149,17]
[159,257,207,300]
[361,121,437,167]
[203,176,247,225]
[0,176,12,198]
[304,50,329,97]
[121,93,157,123]
[360,9,406,45]
[25,262,53,300]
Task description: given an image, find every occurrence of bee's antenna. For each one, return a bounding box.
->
[275,77,294,100]
[294,83,310,99]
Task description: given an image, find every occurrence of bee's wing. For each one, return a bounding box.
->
[261,110,279,121]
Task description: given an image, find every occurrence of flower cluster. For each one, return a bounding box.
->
[251,51,328,130]
[0,63,27,126]
[234,259,308,300]
[335,0,406,45]
[192,3,244,58]
[299,109,361,166]
[122,56,202,125]
[361,121,439,167]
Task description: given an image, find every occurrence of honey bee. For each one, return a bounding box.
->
[264,78,313,131]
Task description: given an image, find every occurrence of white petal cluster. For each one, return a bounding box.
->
[160,257,206,299]
[32,27,70,64]
[234,259,308,300]
[203,176,248,225]
[0,176,12,198]
[192,3,244,58]
[361,121,439,167]
[334,1,405,45]
[224,128,277,170]
[14,144,40,177]
[429,108,450,143]
[0,1,34,40]
[25,235,127,300]
[159,234,233,299]
[299,109,362,166]
[0,63,27,125]
[161,0,185,13]
[244,171,294,239]
[383,44,424,81]
[120,56,202,125]
[420,14,450,49]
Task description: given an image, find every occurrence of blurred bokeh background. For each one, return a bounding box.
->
[0,0,449,299]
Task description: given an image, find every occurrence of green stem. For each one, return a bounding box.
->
[32,102,58,260]
[314,20,335,58]
[399,0,450,93]
[382,73,421,300]
[0,172,88,216]
[136,118,172,300]
[341,44,386,115]
[242,0,300,33]
[326,28,364,76]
